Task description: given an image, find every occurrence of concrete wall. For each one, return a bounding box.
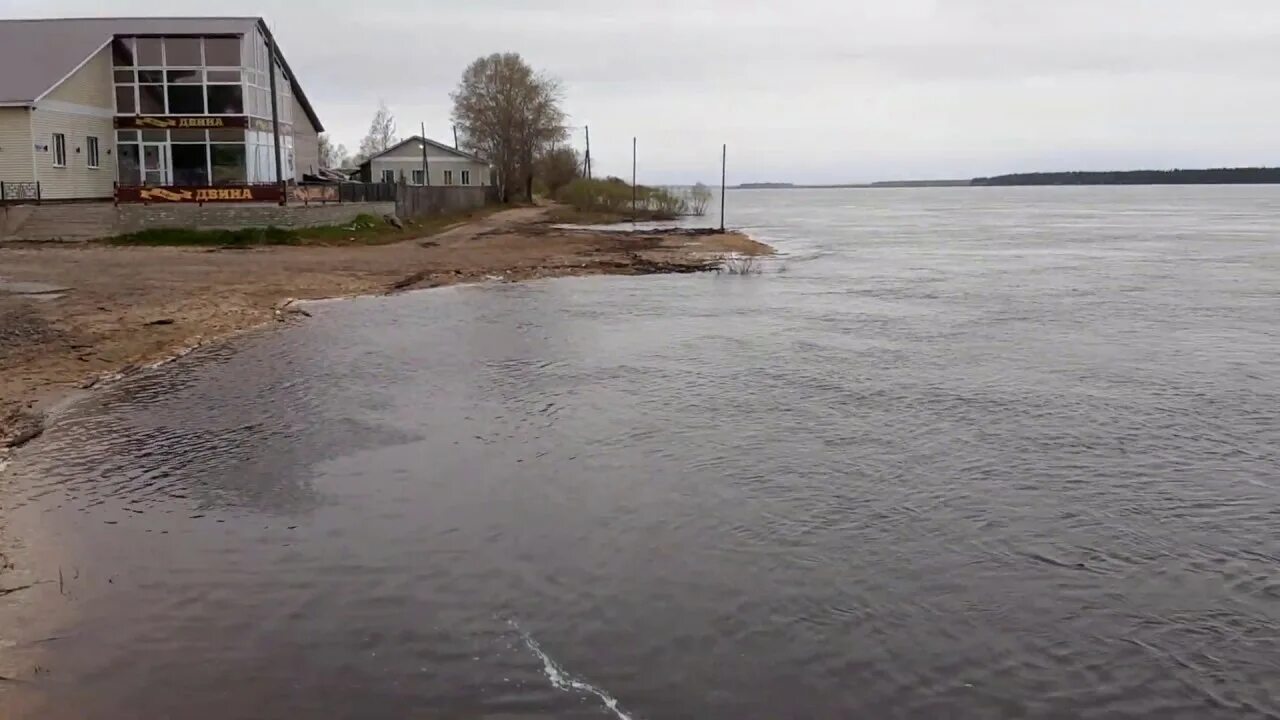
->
[1,201,395,241]
[0,107,35,186]
[293,96,320,180]
[395,184,493,219]
[30,45,115,200]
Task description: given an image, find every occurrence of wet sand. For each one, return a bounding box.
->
[0,205,770,450]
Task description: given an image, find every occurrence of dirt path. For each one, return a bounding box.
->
[0,205,770,449]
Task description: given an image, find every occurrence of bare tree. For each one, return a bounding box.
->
[451,53,568,202]
[354,101,398,165]
[318,134,350,169]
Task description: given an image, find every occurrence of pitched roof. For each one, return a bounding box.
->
[0,16,323,132]
[360,135,488,166]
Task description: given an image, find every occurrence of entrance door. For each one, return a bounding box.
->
[142,143,169,186]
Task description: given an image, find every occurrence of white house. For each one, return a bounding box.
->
[359,136,490,187]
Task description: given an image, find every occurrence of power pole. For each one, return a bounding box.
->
[453,125,459,150]
[584,126,592,179]
[632,136,637,222]
[720,144,727,231]
[421,122,430,186]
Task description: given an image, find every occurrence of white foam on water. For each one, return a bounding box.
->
[508,619,635,720]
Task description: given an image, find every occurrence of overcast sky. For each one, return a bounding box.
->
[4,0,1279,183]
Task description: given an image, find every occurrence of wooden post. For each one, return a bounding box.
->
[631,136,637,222]
[453,125,459,149]
[720,144,727,232]
[584,126,592,179]
[267,32,285,206]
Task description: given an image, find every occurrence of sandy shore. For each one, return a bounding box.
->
[0,205,770,450]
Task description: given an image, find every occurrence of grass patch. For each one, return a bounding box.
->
[106,226,301,247]
[104,207,503,248]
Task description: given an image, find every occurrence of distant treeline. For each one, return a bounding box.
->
[971,168,1280,186]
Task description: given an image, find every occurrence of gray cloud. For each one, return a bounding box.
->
[4,0,1278,182]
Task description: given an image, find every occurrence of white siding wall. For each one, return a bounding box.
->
[0,108,34,187]
[370,143,488,186]
[292,96,320,179]
[30,46,115,200]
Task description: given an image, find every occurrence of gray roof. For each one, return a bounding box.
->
[0,17,323,131]
[360,135,488,166]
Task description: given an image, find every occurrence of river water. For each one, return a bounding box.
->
[2,186,1279,719]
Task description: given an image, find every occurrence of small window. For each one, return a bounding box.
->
[116,130,138,142]
[87,136,100,168]
[135,38,163,66]
[164,37,202,66]
[167,85,205,114]
[167,69,202,84]
[205,37,242,66]
[411,169,424,185]
[115,86,136,114]
[206,85,244,114]
[443,169,454,185]
[381,169,395,184]
[52,133,67,167]
[112,38,136,67]
[113,70,134,83]
[461,169,471,186]
[206,70,241,83]
[138,84,165,114]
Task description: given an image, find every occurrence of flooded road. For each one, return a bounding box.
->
[3,186,1280,719]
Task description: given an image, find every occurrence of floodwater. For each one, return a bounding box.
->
[3,186,1280,719]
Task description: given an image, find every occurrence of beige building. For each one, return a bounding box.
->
[359,136,491,188]
[0,17,322,201]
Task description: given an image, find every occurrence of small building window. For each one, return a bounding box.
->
[461,169,471,186]
[381,169,395,184]
[411,169,424,185]
[87,137,100,168]
[52,133,67,167]
[443,169,454,185]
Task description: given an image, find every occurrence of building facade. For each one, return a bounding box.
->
[360,136,491,188]
[0,17,322,202]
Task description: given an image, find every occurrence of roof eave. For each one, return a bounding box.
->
[257,19,324,133]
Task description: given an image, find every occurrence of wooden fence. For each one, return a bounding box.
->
[395,184,496,219]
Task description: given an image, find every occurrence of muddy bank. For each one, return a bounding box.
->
[0,205,770,449]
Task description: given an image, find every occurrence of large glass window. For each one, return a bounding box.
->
[136,37,163,66]
[115,86,136,113]
[206,84,243,114]
[112,35,256,117]
[171,143,209,186]
[117,144,141,184]
[211,145,247,184]
[165,37,202,65]
[139,84,165,114]
[167,85,205,114]
[112,38,135,66]
[205,37,241,66]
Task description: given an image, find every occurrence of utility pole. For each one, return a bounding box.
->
[453,125,459,150]
[632,136,637,222]
[720,144,727,231]
[266,31,285,205]
[421,122,430,186]
[584,126,592,179]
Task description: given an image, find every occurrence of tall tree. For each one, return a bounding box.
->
[318,133,350,168]
[355,101,398,165]
[450,53,568,202]
[536,146,582,196]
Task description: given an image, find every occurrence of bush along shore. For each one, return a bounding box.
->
[552,178,715,223]
[0,204,771,452]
